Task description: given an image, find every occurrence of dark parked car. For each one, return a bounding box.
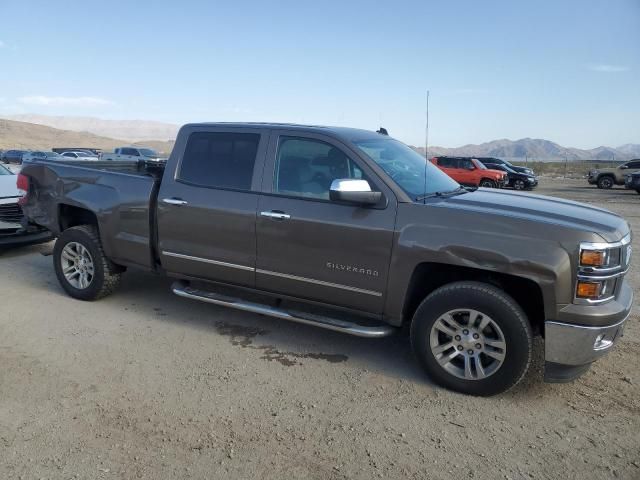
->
[19,123,633,396]
[1,149,27,164]
[475,157,535,176]
[482,162,538,190]
[624,172,640,194]
[0,164,52,247]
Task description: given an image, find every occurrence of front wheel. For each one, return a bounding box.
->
[513,179,526,190]
[53,225,122,301]
[479,179,497,188]
[410,281,532,396]
[597,176,614,189]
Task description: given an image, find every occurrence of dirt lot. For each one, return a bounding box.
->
[1,178,638,480]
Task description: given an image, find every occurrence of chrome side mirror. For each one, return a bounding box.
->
[329,179,382,205]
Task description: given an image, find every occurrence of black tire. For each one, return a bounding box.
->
[635,189,640,195]
[513,179,526,190]
[410,281,532,396]
[597,176,614,189]
[53,225,122,301]
[479,179,496,188]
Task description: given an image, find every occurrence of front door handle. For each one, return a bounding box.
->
[260,210,290,220]
[162,198,188,206]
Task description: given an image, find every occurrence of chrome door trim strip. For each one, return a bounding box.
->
[161,251,382,296]
[161,251,254,272]
[256,268,382,297]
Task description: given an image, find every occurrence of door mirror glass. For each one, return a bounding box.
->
[329,179,381,205]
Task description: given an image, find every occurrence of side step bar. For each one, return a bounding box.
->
[171,281,396,338]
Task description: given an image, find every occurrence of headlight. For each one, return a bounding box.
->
[575,235,632,304]
[580,249,608,267]
[526,177,535,183]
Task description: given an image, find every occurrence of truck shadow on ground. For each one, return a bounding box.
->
[111,270,545,397]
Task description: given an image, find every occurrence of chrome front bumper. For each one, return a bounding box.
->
[545,314,628,366]
[544,281,633,382]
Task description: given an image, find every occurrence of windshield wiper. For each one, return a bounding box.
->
[415,186,470,202]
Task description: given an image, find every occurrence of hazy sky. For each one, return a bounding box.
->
[0,0,638,148]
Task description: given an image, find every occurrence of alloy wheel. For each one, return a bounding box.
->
[429,309,507,380]
[60,242,95,289]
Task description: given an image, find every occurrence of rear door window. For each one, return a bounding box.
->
[178,132,260,191]
[459,159,474,169]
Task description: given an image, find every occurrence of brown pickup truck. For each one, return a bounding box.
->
[588,159,640,189]
[19,123,633,396]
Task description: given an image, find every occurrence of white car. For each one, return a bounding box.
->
[60,151,100,161]
[22,151,64,162]
[0,164,52,247]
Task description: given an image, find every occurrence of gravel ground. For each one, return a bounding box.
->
[1,177,638,480]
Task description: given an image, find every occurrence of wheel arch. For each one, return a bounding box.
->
[402,262,545,335]
[58,203,99,232]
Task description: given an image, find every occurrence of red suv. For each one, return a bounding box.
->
[431,157,507,188]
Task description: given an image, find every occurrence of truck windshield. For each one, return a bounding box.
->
[354,138,460,199]
[138,149,158,157]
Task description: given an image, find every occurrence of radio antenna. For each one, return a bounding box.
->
[423,90,430,204]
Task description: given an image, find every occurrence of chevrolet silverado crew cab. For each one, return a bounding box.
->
[19,123,633,396]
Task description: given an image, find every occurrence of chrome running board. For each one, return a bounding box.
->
[171,281,396,338]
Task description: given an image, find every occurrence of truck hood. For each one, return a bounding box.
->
[0,174,19,198]
[437,188,629,242]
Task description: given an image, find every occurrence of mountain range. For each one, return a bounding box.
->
[413,138,640,161]
[4,114,178,142]
[0,119,174,154]
[0,114,638,161]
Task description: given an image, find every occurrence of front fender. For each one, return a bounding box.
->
[383,202,588,325]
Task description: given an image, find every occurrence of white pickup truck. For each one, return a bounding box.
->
[102,147,166,162]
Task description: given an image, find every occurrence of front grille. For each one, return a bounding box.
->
[0,202,23,224]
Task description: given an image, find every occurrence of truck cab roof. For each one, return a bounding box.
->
[181,122,389,142]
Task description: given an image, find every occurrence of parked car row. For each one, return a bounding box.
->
[430,156,538,190]
[1,146,165,165]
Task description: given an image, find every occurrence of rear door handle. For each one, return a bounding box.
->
[162,198,188,206]
[260,210,290,220]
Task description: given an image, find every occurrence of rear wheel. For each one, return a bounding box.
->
[53,225,122,300]
[410,281,532,396]
[479,179,496,188]
[597,176,614,189]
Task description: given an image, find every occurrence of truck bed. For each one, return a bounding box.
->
[21,159,165,269]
